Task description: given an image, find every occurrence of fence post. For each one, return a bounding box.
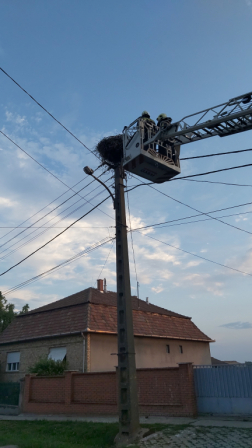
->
[19,378,25,412]
[178,363,197,417]
[64,371,74,405]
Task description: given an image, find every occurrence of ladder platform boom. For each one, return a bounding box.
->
[146,91,252,147]
[122,91,252,183]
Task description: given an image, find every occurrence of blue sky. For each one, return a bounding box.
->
[1,0,252,362]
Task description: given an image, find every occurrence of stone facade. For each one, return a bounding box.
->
[0,334,85,382]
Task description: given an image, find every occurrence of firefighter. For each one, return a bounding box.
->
[141,111,156,150]
[141,110,156,126]
[156,114,173,158]
[156,113,172,128]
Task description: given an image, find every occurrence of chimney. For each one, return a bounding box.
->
[97,279,104,293]
[104,278,107,293]
[146,297,149,304]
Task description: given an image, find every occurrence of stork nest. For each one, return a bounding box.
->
[95,135,123,167]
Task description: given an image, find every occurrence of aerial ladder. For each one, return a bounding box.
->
[122,91,252,183]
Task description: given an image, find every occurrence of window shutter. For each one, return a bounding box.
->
[48,347,66,361]
[7,352,20,363]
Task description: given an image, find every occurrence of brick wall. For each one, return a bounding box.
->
[23,363,197,417]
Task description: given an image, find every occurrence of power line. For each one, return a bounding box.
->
[131,175,252,238]
[3,237,114,296]
[0,67,98,159]
[180,148,252,160]
[0,130,81,190]
[96,240,115,283]
[179,179,252,187]
[0,173,91,242]
[0,131,113,223]
[138,232,252,278]
[139,210,252,231]
[126,163,252,193]
[130,201,252,232]
[0,175,113,255]
[0,177,95,250]
[0,195,110,277]
[0,187,106,261]
[171,163,252,180]
[126,180,138,288]
[148,183,252,237]
[0,226,111,229]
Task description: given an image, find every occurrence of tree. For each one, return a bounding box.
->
[0,291,29,333]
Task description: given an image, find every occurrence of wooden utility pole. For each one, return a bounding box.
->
[83,161,140,445]
[114,163,140,444]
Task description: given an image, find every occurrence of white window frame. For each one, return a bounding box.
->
[48,347,67,362]
[6,352,20,372]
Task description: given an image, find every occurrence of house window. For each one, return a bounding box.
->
[6,352,20,372]
[48,347,66,361]
[179,345,183,354]
[166,345,170,353]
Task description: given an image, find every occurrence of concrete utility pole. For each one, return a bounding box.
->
[114,163,140,444]
[83,162,140,444]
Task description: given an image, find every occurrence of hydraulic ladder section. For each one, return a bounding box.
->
[146,91,252,147]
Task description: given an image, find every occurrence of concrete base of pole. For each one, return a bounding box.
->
[114,427,149,447]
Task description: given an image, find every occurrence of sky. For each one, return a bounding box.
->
[0,0,252,362]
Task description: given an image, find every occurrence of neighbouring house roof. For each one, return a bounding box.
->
[211,357,241,365]
[0,287,214,345]
[211,357,228,365]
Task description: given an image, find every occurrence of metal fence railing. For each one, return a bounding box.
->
[0,382,20,406]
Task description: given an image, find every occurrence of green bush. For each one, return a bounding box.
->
[28,358,68,376]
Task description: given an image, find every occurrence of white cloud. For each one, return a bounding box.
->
[175,273,224,296]
[184,260,202,268]
[151,285,164,294]
[245,0,252,10]
[5,111,27,126]
[0,197,16,207]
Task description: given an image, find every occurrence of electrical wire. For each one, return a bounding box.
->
[0,195,110,277]
[0,178,95,250]
[180,148,252,160]
[134,210,252,232]
[0,130,85,190]
[138,232,252,278]
[0,173,113,256]
[95,239,115,283]
[0,186,106,260]
[0,132,114,230]
[126,163,252,193]
[179,179,252,187]
[148,184,252,237]
[126,179,138,288]
[3,237,114,296]
[130,201,252,232]
[171,163,252,180]
[131,175,252,237]
[0,173,113,261]
[0,67,98,159]
[0,226,111,229]
[0,173,91,242]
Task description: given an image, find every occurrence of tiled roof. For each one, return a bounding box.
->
[0,287,213,344]
[27,287,187,319]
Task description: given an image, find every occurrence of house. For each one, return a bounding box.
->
[0,280,214,381]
